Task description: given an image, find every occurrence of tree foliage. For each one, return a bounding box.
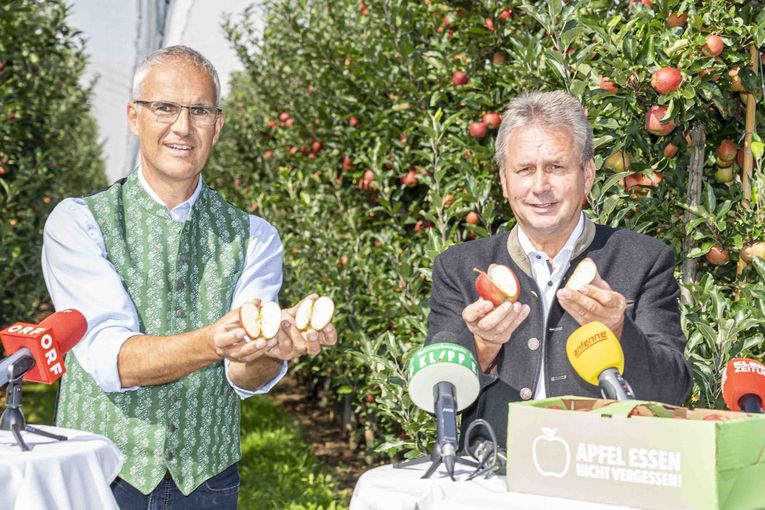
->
[0,0,106,324]
[208,0,765,456]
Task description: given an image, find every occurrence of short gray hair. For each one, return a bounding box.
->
[131,45,221,106]
[495,90,593,171]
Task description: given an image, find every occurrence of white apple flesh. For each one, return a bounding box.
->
[259,301,282,339]
[310,296,335,330]
[294,295,336,331]
[566,258,598,291]
[487,264,520,300]
[239,301,261,339]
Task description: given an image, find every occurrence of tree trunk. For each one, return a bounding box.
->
[681,125,705,305]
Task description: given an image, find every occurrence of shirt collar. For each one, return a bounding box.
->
[517,212,585,261]
[137,166,203,221]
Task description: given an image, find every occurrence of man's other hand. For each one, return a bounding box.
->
[462,298,530,371]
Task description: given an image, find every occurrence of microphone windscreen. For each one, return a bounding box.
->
[722,358,765,411]
[408,339,479,413]
[38,309,87,353]
[566,321,624,386]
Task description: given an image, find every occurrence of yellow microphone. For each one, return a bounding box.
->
[565,322,635,400]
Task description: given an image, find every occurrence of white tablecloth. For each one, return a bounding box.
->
[351,460,634,510]
[0,425,124,510]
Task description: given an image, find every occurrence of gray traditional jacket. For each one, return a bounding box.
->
[426,218,692,446]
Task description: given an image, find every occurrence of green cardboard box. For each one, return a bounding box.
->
[506,396,765,509]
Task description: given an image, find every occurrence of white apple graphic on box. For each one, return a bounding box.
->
[532,427,571,478]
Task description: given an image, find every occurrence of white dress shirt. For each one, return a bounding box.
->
[517,213,585,399]
[41,168,287,398]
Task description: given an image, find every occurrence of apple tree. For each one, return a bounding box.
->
[0,0,105,325]
[207,0,765,457]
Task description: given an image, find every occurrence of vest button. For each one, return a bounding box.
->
[175,308,185,318]
[176,279,185,291]
[166,450,174,461]
[520,387,532,400]
[168,423,176,433]
[170,394,178,404]
[527,337,540,351]
[179,252,189,263]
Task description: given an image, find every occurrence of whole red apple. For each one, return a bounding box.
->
[312,141,323,153]
[342,155,354,171]
[599,76,618,92]
[716,139,737,162]
[498,8,513,21]
[483,112,502,129]
[263,150,273,159]
[469,121,488,138]
[703,35,724,57]
[451,70,470,86]
[279,112,289,122]
[651,67,682,94]
[645,105,675,136]
[705,245,730,265]
[663,143,678,158]
[349,116,359,127]
[466,211,479,225]
[401,170,418,187]
[666,12,687,28]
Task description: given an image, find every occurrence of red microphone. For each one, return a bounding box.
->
[721,358,765,413]
[0,309,87,385]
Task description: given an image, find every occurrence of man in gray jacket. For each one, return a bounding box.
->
[426,90,692,446]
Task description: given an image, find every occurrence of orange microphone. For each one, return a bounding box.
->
[722,358,765,413]
[0,309,87,385]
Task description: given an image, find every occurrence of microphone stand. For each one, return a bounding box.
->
[393,443,479,480]
[1,363,68,451]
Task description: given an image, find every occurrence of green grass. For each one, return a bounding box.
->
[6,382,349,509]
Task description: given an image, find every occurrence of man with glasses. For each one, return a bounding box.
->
[41,46,335,508]
[426,90,692,446]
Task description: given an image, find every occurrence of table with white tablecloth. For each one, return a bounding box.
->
[350,459,634,510]
[0,425,124,510]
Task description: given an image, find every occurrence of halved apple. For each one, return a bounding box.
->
[295,295,336,330]
[474,264,520,306]
[566,258,597,291]
[239,301,282,340]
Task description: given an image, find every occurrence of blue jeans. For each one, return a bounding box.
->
[111,463,239,509]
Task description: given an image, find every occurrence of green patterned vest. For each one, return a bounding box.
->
[56,172,250,495]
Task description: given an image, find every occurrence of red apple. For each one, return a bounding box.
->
[599,76,618,92]
[451,70,470,86]
[651,67,682,94]
[267,119,278,129]
[716,139,737,162]
[623,171,663,194]
[311,141,323,153]
[349,116,359,127]
[483,112,502,129]
[363,169,375,182]
[663,143,678,158]
[469,121,488,138]
[645,105,675,136]
[666,12,687,28]
[466,211,479,224]
[492,52,506,65]
[283,118,294,128]
[263,150,273,159]
[737,148,746,169]
[498,8,513,21]
[401,170,418,187]
[442,194,454,208]
[629,0,653,8]
[474,264,521,305]
[703,35,724,57]
[705,245,730,265]
[342,155,354,171]
[714,166,734,183]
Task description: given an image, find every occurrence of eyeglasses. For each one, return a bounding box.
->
[134,100,221,126]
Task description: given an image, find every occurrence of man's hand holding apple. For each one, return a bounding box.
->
[465,264,530,372]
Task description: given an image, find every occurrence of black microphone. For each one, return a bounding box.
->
[434,380,458,474]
